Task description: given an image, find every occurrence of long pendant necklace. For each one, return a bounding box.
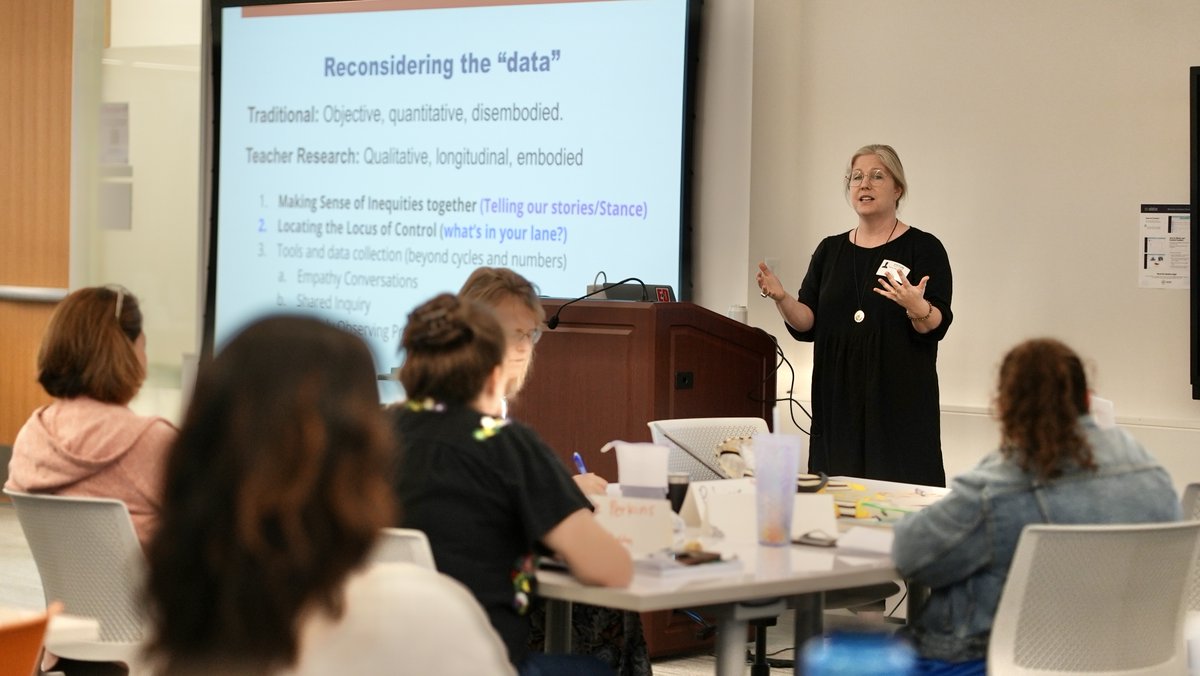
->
[849,218,899,323]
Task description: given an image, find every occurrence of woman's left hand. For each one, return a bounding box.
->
[573,472,609,496]
[874,269,930,316]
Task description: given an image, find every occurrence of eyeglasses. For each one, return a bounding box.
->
[105,284,128,320]
[509,327,542,346]
[847,169,889,187]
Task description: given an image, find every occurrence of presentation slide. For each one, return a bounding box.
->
[210,0,693,379]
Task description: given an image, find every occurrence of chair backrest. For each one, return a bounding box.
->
[1184,483,1200,613]
[3,490,145,645]
[648,417,769,481]
[0,603,58,676]
[370,528,436,570]
[0,445,12,490]
[989,520,1200,675]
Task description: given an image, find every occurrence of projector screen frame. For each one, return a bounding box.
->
[198,0,702,364]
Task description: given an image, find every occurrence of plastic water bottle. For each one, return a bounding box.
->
[803,631,916,676]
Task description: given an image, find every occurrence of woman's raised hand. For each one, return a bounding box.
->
[756,261,785,301]
[874,268,930,315]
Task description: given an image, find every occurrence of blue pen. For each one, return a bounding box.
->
[572,452,588,475]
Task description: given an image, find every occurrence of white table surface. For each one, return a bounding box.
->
[538,475,951,675]
[537,537,897,613]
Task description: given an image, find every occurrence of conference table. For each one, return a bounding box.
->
[538,477,949,676]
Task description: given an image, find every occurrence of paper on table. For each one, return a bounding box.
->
[704,491,757,541]
[701,490,839,544]
[591,494,674,557]
[602,441,669,498]
[790,493,838,541]
[679,478,754,529]
[837,526,894,555]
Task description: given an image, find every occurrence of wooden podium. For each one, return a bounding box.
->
[511,299,777,476]
[512,299,778,657]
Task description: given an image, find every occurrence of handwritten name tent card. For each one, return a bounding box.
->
[680,478,754,530]
[591,495,673,557]
[791,493,838,540]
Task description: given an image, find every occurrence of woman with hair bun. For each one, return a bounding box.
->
[392,293,632,676]
[6,285,176,549]
[459,266,649,676]
[891,338,1180,675]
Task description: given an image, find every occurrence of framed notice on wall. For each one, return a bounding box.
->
[1139,203,1189,289]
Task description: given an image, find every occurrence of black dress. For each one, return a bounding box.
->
[787,226,953,487]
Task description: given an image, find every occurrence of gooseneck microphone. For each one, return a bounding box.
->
[545,277,648,330]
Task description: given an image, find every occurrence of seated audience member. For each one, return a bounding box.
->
[459,266,649,676]
[391,294,633,676]
[143,316,512,676]
[457,267,606,496]
[892,338,1181,676]
[6,285,175,549]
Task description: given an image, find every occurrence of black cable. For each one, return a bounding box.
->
[743,331,813,435]
[765,646,795,657]
[886,580,909,619]
[545,276,647,329]
[765,335,812,435]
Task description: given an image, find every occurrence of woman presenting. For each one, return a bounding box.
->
[757,144,952,486]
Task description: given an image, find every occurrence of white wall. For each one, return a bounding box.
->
[740,0,1200,493]
[66,1,203,422]
[109,0,200,47]
[79,0,1200,493]
[690,0,755,313]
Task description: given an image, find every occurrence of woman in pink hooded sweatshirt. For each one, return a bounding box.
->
[6,285,176,549]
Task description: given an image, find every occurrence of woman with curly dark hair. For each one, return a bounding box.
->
[144,315,512,675]
[890,338,1181,676]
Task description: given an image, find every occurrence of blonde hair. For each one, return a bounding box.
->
[845,144,908,209]
[458,267,545,324]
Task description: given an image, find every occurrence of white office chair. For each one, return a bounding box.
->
[370,527,437,570]
[1184,485,1200,612]
[989,521,1200,675]
[1181,484,1200,673]
[648,417,771,481]
[4,490,148,674]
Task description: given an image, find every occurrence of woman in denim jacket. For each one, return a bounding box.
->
[892,338,1181,675]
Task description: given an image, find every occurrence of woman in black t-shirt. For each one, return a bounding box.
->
[391,293,632,676]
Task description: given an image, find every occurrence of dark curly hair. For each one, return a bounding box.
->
[144,316,394,673]
[996,338,1094,480]
[398,293,505,405]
